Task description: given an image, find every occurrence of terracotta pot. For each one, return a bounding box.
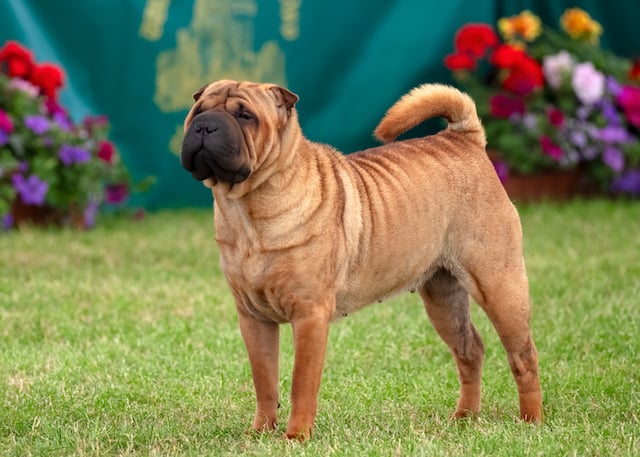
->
[501,168,583,202]
[11,197,86,229]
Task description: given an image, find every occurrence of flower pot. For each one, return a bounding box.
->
[501,168,583,202]
[11,196,86,229]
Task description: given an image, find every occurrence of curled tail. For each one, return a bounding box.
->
[374,84,486,146]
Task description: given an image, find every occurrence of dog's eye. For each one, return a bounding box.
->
[237,110,254,121]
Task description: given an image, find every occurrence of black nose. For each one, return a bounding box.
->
[193,119,218,136]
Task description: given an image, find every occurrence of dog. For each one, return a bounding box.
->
[180,80,543,440]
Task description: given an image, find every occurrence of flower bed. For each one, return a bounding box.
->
[0,41,135,230]
[444,8,640,198]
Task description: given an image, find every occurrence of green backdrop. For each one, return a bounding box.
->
[1,0,638,209]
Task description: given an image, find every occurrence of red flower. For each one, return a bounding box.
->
[628,58,640,82]
[0,41,34,78]
[444,52,476,70]
[97,140,115,163]
[490,94,525,118]
[617,85,640,128]
[491,45,544,95]
[547,108,565,127]
[30,63,65,100]
[454,24,499,58]
[540,135,563,160]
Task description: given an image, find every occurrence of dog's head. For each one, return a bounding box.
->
[181,80,299,186]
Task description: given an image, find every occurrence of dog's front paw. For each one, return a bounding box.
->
[252,413,278,433]
[284,423,313,442]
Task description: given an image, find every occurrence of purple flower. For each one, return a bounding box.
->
[0,130,8,146]
[568,129,588,148]
[492,161,509,183]
[610,169,640,195]
[11,173,49,206]
[603,146,625,173]
[606,76,622,97]
[58,144,91,165]
[572,62,605,105]
[599,100,621,126]
[2,213,13,231]
[24,115,50,135]
[83,199,100,228]
[53,112,73,131]
[594,126,632,144]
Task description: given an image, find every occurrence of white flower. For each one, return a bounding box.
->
[542,51,575,89]
[571,62,605,105]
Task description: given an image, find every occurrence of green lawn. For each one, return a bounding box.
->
[1,200,638,456]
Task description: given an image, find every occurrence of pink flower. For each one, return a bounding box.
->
[0,109,13,133]
[97,140,115,163]
[547,108,564,127]
[105,184,128,204]
[540,135,563,160]
[571,62,605,105]
[617,85,640,128]
[490,94,525,118]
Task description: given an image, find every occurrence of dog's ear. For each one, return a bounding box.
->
[192,84,208,101]
[269,85,299,111]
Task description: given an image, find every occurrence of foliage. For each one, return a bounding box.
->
[445,8,640,196]
[0,41,139,229]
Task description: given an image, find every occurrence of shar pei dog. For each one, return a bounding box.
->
[180,80,543,440]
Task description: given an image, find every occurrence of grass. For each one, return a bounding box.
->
[1,200,639,456]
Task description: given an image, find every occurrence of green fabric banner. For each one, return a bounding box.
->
[1,0,637,209]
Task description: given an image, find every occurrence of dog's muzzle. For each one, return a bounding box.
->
[181,111,251,183]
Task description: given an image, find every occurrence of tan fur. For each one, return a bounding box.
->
[183,80,543,441]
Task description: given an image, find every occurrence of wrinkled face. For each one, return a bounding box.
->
[181,80,298,185]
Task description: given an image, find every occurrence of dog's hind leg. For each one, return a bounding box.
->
[419,268,485,418]
[468,264,543,423]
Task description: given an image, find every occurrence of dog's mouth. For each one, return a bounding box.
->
[187,149,251,183]
[181,111,252,184]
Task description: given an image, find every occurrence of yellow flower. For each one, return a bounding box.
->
[560,8,602,43]
[498,10,542,42]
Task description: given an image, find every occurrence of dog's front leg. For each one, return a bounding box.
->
[285,313,331,441]
[237,310,280,432]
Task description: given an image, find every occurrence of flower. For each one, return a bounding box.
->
[0,109,13,133]
[630,58,640,82]
[0,41,33,78]
[542,51,575,89]
[490,45,544,95]
[0,40,139,229]
[571,62,605,105]
[617,86,640,127]
[498,10,542,43]
[24,115,50,135]
[58,144,91,165]
[540,136,563,160]
[560,8,602,43]
[30,63,64,100]
[105,184,128,204]
[97,140,115,163]
[445,8,640,196]
[454,24,498,58]
[12,173,48,206]
[490,94,525,118]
